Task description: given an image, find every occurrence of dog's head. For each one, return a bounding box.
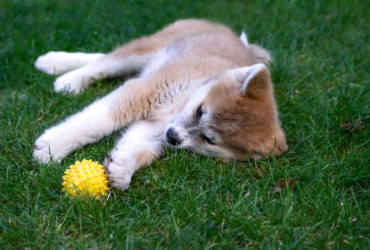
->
[165,63,288,161]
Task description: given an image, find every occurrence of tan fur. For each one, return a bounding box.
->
[106,19,286,159]
[107,20,271,126]
[203,70,287,159]
[34,19,287,190]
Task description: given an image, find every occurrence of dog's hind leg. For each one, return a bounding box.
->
[51,35,171,94]
[35,52,105,75]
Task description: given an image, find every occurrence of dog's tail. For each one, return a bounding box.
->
[240,31,249,47]
[240,31,271,64]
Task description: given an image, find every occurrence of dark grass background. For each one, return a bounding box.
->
[1,0,370,249]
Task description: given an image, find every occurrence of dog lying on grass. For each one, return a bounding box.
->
[33,19,288,190]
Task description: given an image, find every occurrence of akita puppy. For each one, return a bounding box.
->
[33,19,288,190]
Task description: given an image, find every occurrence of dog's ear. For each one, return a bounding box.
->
[233,64,271,96]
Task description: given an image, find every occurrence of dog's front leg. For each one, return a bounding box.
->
[33,78,160,163]
[33,94,120,163]
[104,118,169,191]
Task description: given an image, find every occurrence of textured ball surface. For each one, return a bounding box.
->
[62,159,109,198]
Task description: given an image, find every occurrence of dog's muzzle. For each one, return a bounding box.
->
[166,128,182,146]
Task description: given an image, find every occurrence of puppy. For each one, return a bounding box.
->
[33,19,288,190]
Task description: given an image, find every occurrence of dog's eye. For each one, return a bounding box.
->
[202,134,215,145]
[196,105,203,119]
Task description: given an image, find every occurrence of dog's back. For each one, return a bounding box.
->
[139,19,271,80]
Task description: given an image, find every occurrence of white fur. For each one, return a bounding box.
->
[165,81,214,147]
[240,31,249,47]
[33,95,115,162]
[232,63,267,93]
[140,49,174,77]
[53,54,151,93]
[164,81,235,159]
[33,74,174,188]
[105,119,168,190]
[241,64,267,93]
[33,62,266,188]
[33,21,278,191]
[35,52,105,75]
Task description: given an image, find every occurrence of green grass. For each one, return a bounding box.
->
[1,0,370,249]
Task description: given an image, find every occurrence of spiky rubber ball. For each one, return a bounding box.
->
[62,159,109,198]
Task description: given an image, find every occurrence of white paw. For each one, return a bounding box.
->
[35,51,104,75]
[33,129,74,163]
[54,71,84,94]
[104,152,136,191]
[35,52,75,75]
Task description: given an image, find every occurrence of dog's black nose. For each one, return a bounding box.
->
[166,128,181,145]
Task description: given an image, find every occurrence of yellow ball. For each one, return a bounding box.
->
[62,159,109,198]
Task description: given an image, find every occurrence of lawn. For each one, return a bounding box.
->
[1,0,370,249]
